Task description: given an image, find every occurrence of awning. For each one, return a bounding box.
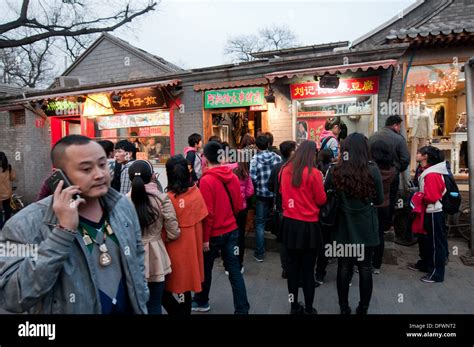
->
[2,79,181,104]
[265,60,398,82]
[193,78,268,91]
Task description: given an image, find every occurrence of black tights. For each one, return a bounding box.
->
[337,247,374,312]
[287,248,317,311]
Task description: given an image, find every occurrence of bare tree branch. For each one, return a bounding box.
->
[224,24,298,62]
[0,0,157,48]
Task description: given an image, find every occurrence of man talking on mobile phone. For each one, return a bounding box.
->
[0,135,149,314]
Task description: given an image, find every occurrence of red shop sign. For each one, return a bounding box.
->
[290,77,379,99]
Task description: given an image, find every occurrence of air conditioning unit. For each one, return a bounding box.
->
[53,76,84,88]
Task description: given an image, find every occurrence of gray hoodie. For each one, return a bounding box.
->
[0,188,149,314]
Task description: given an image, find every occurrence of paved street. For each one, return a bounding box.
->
[193,238,474,314]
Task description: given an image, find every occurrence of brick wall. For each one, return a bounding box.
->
[0,110,51,204]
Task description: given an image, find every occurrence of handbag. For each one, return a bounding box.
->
[320,189,339,227]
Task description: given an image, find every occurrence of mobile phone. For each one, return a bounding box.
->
[47,169,81,200]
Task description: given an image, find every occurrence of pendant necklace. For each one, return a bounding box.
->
[81,221,114,267]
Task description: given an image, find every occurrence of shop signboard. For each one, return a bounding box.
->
[97,111,170,130]
[205,87,265,109]
[111,87,167,112]
[44,99,82,116]
[290,77,379,99]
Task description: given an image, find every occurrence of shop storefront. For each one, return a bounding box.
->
[290,76,379,145]
[404,62,468,176]
[200,85,269,147]
[43,80,181,187]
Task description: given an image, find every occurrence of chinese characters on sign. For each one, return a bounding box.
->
[97,111,170,130]
[290,77,379,99]
[111,87,167,112]
[205,87,265,109]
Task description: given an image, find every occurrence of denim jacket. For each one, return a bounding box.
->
[0,188,149,314]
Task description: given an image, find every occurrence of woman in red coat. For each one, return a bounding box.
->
[161,155,208,315]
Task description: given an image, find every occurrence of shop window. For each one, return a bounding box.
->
[90,110,171,164]
[295,95,375,144]
[10,109,26,126]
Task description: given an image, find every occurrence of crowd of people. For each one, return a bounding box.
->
[0,114,458,315]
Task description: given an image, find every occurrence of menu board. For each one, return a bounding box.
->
[98,111,170,130]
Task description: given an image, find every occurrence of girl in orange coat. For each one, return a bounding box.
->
[162,155,208,315]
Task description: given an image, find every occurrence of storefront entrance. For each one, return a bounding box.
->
[209,110,262,147]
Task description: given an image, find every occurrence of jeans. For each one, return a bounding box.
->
[147,281,165,314]
[194,229,250,314]
[255,198,272,258]
[337,247,375,311]
[236,209,248,268]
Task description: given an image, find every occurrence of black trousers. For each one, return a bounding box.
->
[315,225,332,279]
[0,199,12,229]
[337,247,375,310]
[388,172,400,226]
[287,248,318,311]
[373,207,390,269]
[161,291,192,315]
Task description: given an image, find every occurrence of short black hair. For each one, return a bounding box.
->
[188,133,202,147]
[51,135,91,168]
[279,140,296,160]
[203,141,222,165]
[97,140,114,158]
[115,140,135,153]
[264,132,274,147]
[385,115,403,127]
[208,135,222,143]
[256,135,269,151]
[419,146,444,165]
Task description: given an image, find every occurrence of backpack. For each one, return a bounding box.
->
[320,136,335,159]
[441,174,461,215]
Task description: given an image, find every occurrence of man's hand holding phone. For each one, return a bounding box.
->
[52,180,86,231]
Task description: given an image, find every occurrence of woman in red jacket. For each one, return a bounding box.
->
[279,140,327,314]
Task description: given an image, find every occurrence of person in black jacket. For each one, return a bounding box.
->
[267,140,296,278]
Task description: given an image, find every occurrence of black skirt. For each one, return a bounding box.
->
[281,217,322,250]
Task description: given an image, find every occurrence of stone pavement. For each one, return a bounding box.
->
[192,237,474,314]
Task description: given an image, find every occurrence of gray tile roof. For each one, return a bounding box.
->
[386,19,474,41]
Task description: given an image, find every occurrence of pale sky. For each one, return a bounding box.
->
[116,0,416,69]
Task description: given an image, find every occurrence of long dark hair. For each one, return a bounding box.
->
[239,133,255,149]
[234,161,249,180]
[333,133,376,199]
[0,152,9,172]
[285,140,317,188]
[166,155,194,197]
[128,160,161,234]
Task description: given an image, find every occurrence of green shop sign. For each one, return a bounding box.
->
[204,87,265,109]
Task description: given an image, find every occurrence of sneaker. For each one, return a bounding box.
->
[254,255,264,262]
[191,301,210,312]
[373,268,381,275]
[420,275,436,283]
[340,305,352,315]
[407,263,419,272]
[225,271,229,276]
[240,266,245,274]
[349,281,352,287]
[315,275,324,286]
[281,270,287,279]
